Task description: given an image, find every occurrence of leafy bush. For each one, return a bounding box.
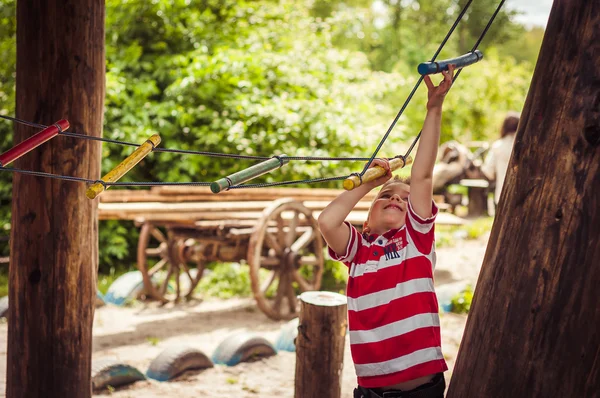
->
[0,0,537,277]
[466,216,494,239]
[197,262,253,299]
[450,285,474,314]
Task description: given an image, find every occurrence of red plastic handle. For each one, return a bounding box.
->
[0,119,69,167]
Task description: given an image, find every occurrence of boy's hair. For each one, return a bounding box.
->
[379,175,410,190]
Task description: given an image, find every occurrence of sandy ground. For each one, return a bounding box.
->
[0,235,489,398]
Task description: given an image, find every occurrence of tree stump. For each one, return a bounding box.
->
[295,291,347,398]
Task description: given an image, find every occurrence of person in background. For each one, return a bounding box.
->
[481,111,520,206]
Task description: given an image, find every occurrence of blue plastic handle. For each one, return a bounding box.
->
[418,50,484,75]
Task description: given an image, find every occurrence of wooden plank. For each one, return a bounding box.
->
[98,200,372,214]
[100,187,379,202]
[101,208,464,226]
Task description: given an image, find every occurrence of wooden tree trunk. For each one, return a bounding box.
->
[295,291,347,398]
[7,0,105,397]
[447,1,600,397]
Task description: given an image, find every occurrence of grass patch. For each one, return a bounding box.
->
[0,269,8,297]
[465,217,494,240]
[450,285,474,314]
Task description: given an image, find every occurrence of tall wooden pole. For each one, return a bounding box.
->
[8,0,104,396]
[447,1,600,397]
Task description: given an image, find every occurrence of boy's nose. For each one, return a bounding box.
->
[390,194,401,201]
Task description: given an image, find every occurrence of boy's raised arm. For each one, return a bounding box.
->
[318,160,391,255]
[410,65,455,219]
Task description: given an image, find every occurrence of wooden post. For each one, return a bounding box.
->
[295,291,347,398]
[460,179,489,218]
[447,1,600,397]
[8,0,105,397]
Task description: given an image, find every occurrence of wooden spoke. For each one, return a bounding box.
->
[264,232,282,254]
[260,256,280,267]
[148,258,167,277]
[159,266,174,296]
[260,270,278,294]
[151,227,166,243]
[248,198,324,320]
[286,283,298,314]
[137,223,206,303]
[291,229,314,252]
[299,256,320,266]
[276,215,285,246]
[181,262,194,282]
[286,212,299,247]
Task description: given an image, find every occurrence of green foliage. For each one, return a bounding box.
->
[0,268,8,297]
[97,266,122,295]
[466,216,494,239]
[450,284,474,314]
[0,0,540,275]
[98,220,139,271]
[321,258,349,293]
[104,0,404,189]
[197,262,253,299]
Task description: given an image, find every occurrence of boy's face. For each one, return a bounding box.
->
[365,181,410,235]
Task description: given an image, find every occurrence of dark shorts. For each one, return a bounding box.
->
[354,373,446,398]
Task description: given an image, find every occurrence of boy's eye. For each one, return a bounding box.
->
[380,194,390,199]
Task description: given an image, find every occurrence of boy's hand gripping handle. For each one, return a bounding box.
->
[343,156,413,191]
[418,50,483,75]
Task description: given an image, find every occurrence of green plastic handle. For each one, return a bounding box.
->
[211,155,289,193]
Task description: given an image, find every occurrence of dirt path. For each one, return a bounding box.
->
[0,236,488,397]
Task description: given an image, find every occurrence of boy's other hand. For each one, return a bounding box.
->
[424,64,455,110]
[365,158,393,188]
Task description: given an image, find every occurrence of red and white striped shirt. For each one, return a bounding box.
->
[328,198,447,388]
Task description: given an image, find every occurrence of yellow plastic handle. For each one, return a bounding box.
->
[87,134,161,199]
[343,156,413,191]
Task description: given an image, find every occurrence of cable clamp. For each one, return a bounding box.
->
[349,172,363,185]
[273,155,285,168]
[93,179,108,189]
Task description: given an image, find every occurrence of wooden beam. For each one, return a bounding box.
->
[447,1,600,397]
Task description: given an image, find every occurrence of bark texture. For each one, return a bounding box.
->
[8,0,105,396]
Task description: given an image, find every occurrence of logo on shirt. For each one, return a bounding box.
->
[384,242,402,261]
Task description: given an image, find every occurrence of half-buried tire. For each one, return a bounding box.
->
[91,359,146,391]
[212,331,276,366]
[146,346,214,382]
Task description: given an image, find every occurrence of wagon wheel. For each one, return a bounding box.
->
[248,198,324,321]
[137,222,206,303]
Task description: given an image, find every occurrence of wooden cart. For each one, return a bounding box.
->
[98,187,462,320]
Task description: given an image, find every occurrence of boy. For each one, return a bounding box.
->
[318,65,455,398]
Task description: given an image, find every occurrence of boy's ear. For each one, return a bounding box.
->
[362,221,371,234]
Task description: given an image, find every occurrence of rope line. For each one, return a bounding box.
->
[0,0,506,189]
[0,114,374,162]
[360,0,474,177]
